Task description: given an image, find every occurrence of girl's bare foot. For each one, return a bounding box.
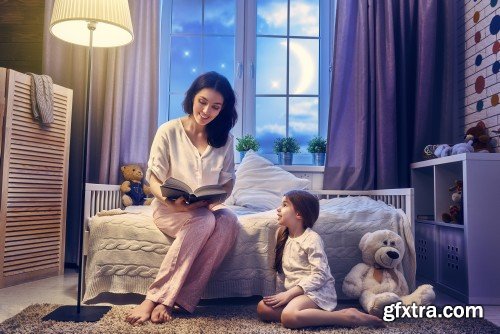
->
[151,303,173,323]
[125,300,156,325]
[340,308,386,328]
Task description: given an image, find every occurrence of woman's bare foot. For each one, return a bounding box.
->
[151,303,173,323]
[125,299,157,325]
[340,308,386,328]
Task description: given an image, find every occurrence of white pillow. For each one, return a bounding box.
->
[225,150,310,210]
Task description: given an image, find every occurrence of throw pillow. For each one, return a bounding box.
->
[225,150,310,210]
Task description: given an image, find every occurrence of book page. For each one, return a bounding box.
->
[194,184,226,198]
[162,177,192,193]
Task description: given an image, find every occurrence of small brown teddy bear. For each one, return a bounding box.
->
[442,180,463,224]
[120,164,153,207]
[465,121,494,153]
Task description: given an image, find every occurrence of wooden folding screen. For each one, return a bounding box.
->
[0,68,72,288]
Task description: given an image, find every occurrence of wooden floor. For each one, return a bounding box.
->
[0,269,499,326]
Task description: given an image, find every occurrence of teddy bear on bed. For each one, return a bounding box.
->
[342,230,435,318]
[120,164,153,207]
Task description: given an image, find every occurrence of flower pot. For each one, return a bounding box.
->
[239,151,247,161]
[278,152,293,165]
[312,152,326,166]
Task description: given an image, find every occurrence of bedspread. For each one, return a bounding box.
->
[83,197,415,303]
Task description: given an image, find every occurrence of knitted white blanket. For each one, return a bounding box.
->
[83,197,415,303]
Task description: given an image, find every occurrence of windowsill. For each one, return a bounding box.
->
[279,165,325,172]
[236,152,327,167]
[235,163,324,172]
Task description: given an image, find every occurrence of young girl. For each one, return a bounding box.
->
[257,190,385,329]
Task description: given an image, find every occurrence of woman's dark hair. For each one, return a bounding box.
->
[274,190,320,273]
[182,71,238,148]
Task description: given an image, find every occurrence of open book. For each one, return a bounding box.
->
[160,177,227,204]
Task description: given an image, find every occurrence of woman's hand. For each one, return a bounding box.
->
[167,197,209,212]
[149,174,206,211]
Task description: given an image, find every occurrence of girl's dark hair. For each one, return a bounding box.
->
[274,190,320,273]
[182,71,238,148]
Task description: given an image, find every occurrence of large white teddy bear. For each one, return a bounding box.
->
[342,230,435,318]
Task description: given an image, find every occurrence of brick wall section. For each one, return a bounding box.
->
[462,0,500,151]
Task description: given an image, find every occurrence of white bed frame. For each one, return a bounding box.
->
[82,183,414,255]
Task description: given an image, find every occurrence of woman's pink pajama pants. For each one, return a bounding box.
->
[146,202,239,313]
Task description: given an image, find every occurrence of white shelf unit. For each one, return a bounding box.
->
[411,153,500,304]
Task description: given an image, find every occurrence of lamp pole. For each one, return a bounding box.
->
[75,21,95,314]
[43,21,112,322]
[44,0,133,321]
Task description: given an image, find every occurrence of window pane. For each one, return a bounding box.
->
[169,94,185,120]
[290,0,319,37]
[256,97,286,153]
[256,37,287,94]
[170,36,202,94]
[289,96,318,152]
[204,36,235,85]
[172,0,202,33]
[289,38,318,95]
[204,0,236,35]
[257,0,287,35]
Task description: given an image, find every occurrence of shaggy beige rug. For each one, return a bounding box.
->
[0,303,499,334]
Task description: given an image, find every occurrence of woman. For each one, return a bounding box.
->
[125,72,239,325]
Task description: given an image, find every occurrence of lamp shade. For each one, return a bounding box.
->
[50,0,134,47]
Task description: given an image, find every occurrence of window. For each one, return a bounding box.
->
[159,0,335,163]
[158,0,237,125]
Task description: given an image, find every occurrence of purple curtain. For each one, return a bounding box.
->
[324,0,461,190]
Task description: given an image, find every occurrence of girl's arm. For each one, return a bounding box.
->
[296,234,331,293]
[263,286,304,308]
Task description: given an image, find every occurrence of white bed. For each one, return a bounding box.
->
[81,152,415,304]
[82,185,414,303]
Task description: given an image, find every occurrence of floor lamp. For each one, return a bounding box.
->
[42,0,133,322]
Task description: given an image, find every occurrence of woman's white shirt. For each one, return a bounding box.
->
[146,118,235,190]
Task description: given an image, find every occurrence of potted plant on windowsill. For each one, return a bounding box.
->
[274,137,300,165]
[307,136,327,166]
[235,134,260,160]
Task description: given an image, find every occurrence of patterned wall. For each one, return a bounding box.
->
[463,0,500,151]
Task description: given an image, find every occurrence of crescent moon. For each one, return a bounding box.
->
[285,40,315,94]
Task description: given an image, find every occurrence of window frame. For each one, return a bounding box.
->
[159,0,336,156]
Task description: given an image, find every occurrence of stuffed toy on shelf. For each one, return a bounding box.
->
[120,164,153,207]
[423,120,495,159]
[342,230,435,318]
[465,121,495,153]
[442,180,463,224]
